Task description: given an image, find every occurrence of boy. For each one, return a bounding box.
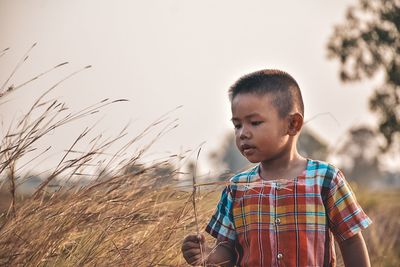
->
[181,69,372,266]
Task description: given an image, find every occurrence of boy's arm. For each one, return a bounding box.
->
[338,232,371,267]
[182,234,235,266]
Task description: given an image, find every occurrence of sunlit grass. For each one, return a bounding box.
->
[0,46,398,267]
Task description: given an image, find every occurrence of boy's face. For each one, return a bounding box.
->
[231,92,290,163]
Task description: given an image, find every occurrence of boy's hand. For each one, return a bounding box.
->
[181,234,208,266]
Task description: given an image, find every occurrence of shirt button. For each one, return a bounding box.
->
[275,218,281,225]
[277,253,283,260]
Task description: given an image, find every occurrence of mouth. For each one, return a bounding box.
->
[241,144,256,154]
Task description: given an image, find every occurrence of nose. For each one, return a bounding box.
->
[239,125,251,140]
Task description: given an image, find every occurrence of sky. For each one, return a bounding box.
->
[0,0,379,175]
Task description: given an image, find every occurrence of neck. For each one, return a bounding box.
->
[259,144,306,180]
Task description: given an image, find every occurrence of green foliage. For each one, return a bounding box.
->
[327,0,400,150]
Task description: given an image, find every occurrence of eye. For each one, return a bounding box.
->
[233,123,242,130]
[251,121,263,126]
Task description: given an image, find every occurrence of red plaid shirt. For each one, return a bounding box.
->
[206,159,371,267]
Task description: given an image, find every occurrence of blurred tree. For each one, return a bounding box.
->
[332,126,382,185]
[297,127,328,161]
[327,0,400,151]
[209,133,249,177]
[124,163,145,176]
[123,161,176,187]
[151,161,176,188]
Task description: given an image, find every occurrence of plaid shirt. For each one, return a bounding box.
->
[205,159,372,267]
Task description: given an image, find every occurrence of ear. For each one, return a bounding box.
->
[287,112,303,136]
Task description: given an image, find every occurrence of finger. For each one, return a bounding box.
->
[197,233,206,243]
[182,240,202,251]
[192,254,206,266]
[187,253,204,266]
[183,247,202,260]
[183,234,201,243]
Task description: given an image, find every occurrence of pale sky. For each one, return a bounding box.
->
[0,0,379,175]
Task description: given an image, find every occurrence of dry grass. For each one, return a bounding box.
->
[0,169,220,266]
[0,45,217,266]
[333,188,400,267]
[0,180,398,266]
[0,46,399,267]
[356,189,400,267]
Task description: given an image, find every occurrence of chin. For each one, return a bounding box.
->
[244,156,261,164]
[241,151,259,163]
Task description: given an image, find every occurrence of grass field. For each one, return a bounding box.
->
[0,51,398,266]
[0,176,399,266]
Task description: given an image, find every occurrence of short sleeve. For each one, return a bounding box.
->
[325,170,372,241]
[205,187,236,242]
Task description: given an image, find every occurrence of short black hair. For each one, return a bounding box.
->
[228,69,304,118]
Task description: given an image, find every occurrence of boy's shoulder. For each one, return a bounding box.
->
[229,165,259,183]
[304,159,346,193]
[305,159,341,178]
